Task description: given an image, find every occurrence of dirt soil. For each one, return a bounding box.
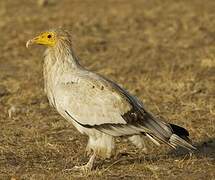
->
[0,0,215,179]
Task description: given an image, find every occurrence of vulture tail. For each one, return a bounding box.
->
[168,123,196,150]
[140,114,196,151]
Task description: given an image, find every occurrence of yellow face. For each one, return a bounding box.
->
[26,31,57,48]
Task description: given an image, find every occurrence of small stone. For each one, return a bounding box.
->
[37,0,48,6]
[8,106,17,118]
[0,85,9,97]
[37,0,56,7]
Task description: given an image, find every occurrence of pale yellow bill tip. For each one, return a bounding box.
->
[26,39,33,48]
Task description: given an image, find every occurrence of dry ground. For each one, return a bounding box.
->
[0,0,215,179]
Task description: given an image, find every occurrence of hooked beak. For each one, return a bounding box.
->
[26,38,37,48]
[26,33,55,48]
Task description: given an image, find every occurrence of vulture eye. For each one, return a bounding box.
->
[47,34,52,38]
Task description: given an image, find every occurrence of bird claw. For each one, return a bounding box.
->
[142,147,148,154]
[71,164,93,173]
[65,153,96,173]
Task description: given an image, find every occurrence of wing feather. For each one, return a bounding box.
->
[54,73,172,138]
[55,74,130,127]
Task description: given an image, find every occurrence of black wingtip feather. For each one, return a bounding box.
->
[169,123,189,137]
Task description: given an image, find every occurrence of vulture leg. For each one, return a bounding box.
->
[128,135,148,153]
[73,152,96,172]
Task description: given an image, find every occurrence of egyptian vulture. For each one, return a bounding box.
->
[26,29,195,171]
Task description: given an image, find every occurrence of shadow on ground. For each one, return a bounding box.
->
[95,138,215,169]
[168,138,215,159]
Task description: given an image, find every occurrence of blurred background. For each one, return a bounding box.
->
[0,0,214,179]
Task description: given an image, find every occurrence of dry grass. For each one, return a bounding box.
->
[0,0,215,179]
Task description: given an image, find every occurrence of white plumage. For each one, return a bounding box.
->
[27,29,196,171]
